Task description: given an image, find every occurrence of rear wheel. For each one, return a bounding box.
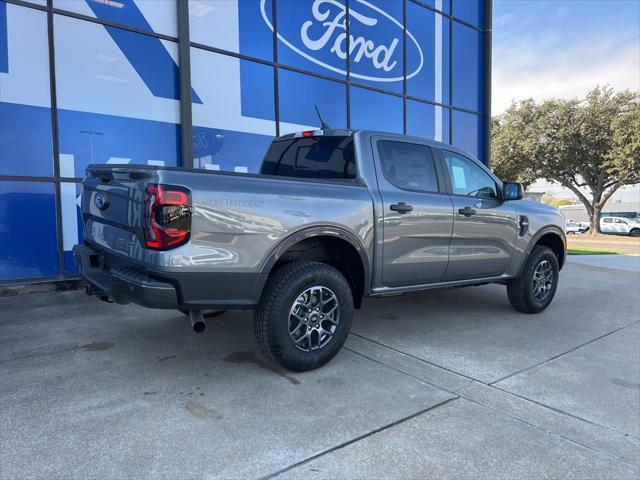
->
[507,245,559,313]
[254,261,353,372]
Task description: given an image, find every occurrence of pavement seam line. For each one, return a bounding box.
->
[489,319,640,385]
[490,383,640,443]
[349,331,479,383]
[354,329,640,441]
[347,333,640,465]
[345,346,466,396]
[260,397,460,480]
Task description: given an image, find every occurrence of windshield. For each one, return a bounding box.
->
[260,136,356,180]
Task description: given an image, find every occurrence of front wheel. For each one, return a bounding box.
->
[629,229,640,238]
[507,245,559,314]
[254,261,353,372]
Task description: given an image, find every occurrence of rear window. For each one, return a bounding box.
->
[260,136,356,180]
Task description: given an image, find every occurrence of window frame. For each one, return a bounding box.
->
[374,137,446,194]
[371,134,449,195]
[436,148,502,200]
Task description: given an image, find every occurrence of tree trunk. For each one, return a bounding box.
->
[592,205,603,234]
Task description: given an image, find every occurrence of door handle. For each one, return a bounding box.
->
[458,206,477,217]
[390,202,413,214]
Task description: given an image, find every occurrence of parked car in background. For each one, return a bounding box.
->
[600,216,640,237]
[565,221,589,234]
[74,129,567,372]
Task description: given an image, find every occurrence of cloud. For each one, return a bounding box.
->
[491,2,640,114]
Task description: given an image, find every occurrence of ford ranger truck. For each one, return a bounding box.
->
[73,130,566,372]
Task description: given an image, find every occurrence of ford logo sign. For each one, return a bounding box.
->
[260,0,423,83]
[94,192,109,210]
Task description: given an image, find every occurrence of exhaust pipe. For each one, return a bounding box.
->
[189,310,207,334]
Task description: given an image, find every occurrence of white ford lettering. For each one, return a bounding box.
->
[260,0,424,82]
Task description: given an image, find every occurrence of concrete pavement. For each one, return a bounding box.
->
[1,257,638,479]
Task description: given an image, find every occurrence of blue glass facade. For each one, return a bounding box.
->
[0,0,490,283]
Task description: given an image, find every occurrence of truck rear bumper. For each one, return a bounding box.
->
[72,244,267,310]
[73,244,178,308]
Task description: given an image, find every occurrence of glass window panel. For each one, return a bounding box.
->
[406,3,449,104]
[0,4,53,177]
[54,15,181,178]
[190,0,273,61]
[191,49,275,172]
[0,181,58,280]
[276,0,346,80]
[278,70,347,134]
[452,22,484,112]
[406,100,450,143]
[452,0,484,29]
[261,136,356,180]
[349,0,404,93]
[419,0,451,15]
[452,109,484,162]
[61,182,83,275]
[442,150,496,198]
[378,140,439,193]
[350,86,403,133]
[54,0,178,37]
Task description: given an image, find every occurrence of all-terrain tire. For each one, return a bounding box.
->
[507,245,559,314]
[254,260,353,372]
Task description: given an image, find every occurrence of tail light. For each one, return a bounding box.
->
[144,184,192,250]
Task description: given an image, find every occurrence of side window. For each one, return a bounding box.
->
[603,218,613,224]
[377,141,439,193]
[442,151,498,199]
[615,218,627,224]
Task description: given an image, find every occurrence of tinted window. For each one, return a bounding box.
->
[602,218,613,223]
[260,136,356,180]
[442,150,497,198]
[378,141,439,193]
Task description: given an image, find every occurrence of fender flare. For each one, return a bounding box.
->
[522,226,567,271]
[259,225,371,296]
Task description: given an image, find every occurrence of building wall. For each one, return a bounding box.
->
[0,0,490,283]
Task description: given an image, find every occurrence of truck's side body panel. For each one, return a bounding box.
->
[76,130,566,310]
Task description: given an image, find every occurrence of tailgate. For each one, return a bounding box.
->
[81,165,157,257]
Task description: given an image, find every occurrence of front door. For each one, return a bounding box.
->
[439,149,519,281]
[374,138,454,287]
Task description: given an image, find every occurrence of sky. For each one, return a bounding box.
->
[492,0,640,114]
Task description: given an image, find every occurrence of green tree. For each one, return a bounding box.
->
[492,86,640,233]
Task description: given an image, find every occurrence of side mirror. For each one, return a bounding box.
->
[502,182,524,201]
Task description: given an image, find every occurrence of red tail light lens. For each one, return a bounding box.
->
[144,184,192,250]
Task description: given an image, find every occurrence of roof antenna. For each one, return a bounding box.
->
[315,105,331,130]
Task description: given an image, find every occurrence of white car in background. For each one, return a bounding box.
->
[600,217,640,237]
[565,221,589,234]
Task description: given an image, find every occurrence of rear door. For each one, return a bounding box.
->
[373,137,454,287]
[438,149,518,281]
[600,217,614,233]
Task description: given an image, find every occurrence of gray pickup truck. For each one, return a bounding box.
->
[74,129,566,371]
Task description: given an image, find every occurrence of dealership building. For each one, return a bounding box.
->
[0,0,490,283]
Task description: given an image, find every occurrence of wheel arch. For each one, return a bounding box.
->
[527,227,566,271]
[260,226,371,308]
